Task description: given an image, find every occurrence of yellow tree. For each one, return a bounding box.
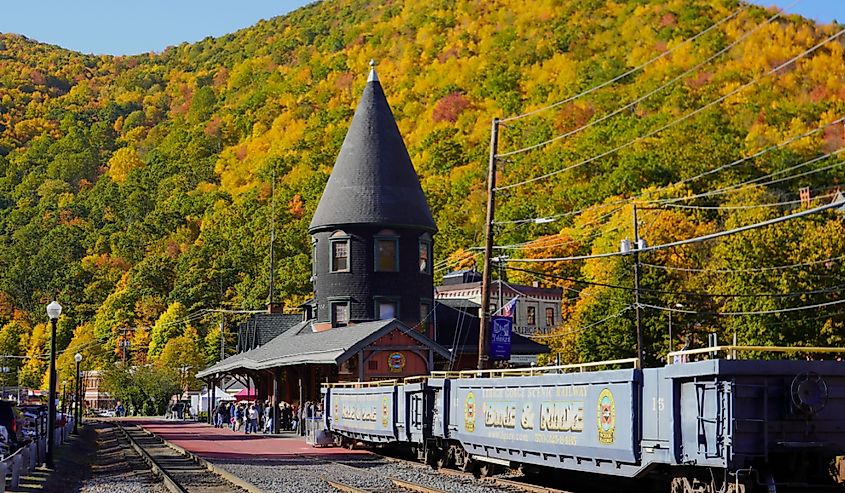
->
[156,326,206,392]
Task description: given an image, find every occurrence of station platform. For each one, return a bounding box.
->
[123,419,369,460]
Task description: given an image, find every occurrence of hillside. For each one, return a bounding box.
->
[0,0,843,382]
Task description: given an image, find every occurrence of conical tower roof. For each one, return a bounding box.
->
[309,65,437,233]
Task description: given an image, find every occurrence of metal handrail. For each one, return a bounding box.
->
[666,345,845,364]
[431,357,640,378]
[322,358,642,389]
[323,379,399,388]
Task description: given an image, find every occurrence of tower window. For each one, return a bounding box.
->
[375,298,399,320]
[311,238,318,277]
[546,307,555,327]
[375,238,398,272]
[331,301,349,327]
[419,301,431,333]
[419,240,431,274]
[331,240,349,272]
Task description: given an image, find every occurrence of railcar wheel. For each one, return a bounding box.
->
[460,457,474,473]
[433,451,448,470]
[476,463,496,478]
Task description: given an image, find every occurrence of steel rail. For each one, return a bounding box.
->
[115,422,257,493]
[115,424,187,493]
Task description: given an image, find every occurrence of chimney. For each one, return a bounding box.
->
[267,301,284,314]
[532,281,540,288]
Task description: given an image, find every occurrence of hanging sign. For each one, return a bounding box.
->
[490,316,512,361]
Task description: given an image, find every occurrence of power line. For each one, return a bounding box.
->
[498,4,790,157]
[499,3,753,123]
[505,197,844,263]
[658,194,835,210]
[641,298,845,316]
[494,26,845,191]
[656,119,845,202]
[641,254,845,274]
[527,306,633,339]
[657,147,845,204]
[504,265,845,299]
[495,117,843,227]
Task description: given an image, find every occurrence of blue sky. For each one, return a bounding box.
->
[752,0,845,23]
[0,1,841,56]
[0,0,312,55]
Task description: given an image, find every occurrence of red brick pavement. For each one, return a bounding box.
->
[126,419,369,460]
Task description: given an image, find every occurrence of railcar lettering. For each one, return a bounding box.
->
[483,402,517,428]
[341,404,377,422]
[521,402,535,430]
[540,401,584,432]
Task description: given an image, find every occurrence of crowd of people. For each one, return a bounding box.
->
[213,399,323,434]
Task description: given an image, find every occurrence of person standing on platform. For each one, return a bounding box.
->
[263,401,272,434]
[281,402,291,431]
[246,404,258,434]
[235,404,245,431]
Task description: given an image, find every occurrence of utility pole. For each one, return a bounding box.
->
[478,118,500,370]
[121,327,131,364]
[269,168,276,307]
[632,204,644,369]
[497,257,505,312]
[219,314,225,361]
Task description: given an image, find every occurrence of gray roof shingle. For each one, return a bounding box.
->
[197,318,451,378]
[308,69,436,233]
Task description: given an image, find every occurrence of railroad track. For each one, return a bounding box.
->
[114,422,251,493]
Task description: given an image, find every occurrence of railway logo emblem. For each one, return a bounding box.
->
[388,352,406,373]
[464,392,476,432]
[597,388,616,445]
[382,396,390,427]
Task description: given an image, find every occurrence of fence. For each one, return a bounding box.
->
[0,417,74,492]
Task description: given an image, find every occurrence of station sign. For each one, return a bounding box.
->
[490,316,512,361]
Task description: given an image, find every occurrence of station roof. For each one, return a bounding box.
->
[308,67,436,233]
[197,318,451,378]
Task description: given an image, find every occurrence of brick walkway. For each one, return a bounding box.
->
[126,419,369,460]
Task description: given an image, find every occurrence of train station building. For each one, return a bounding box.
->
[196,64,546,427]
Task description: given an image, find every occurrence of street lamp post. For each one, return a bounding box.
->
[73,353,82,435]
[45,300,62,469]
[61,381,67,415]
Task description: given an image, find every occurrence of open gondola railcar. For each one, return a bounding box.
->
[323,347,845,492]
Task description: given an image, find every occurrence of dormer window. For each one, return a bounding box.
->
[418,233,432,275]
[330,231,350,273]
[374,229,399,272]
[330,300,349,327]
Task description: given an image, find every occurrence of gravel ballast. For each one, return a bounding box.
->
[212,454,511,493]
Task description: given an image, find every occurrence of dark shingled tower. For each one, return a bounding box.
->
[309,63,437,330]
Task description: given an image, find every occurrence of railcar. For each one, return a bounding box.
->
[322,347,845,492]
